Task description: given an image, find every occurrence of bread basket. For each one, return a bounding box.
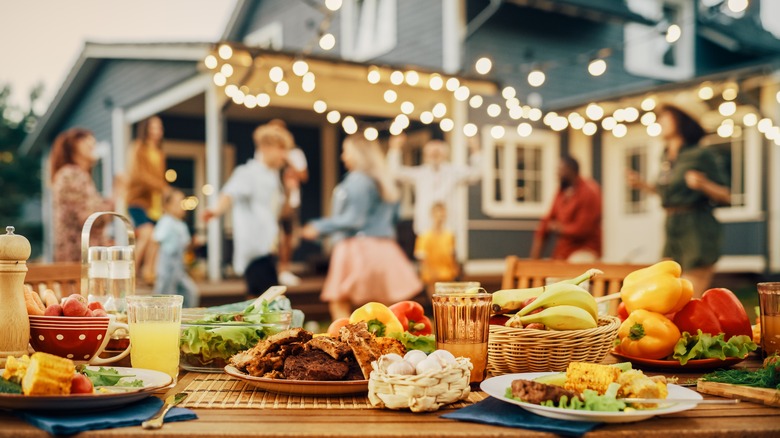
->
[368,357,472,412]
[488,315,620,374]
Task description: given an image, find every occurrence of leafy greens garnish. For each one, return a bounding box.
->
[76,365,144,387]
[672,330,757,365]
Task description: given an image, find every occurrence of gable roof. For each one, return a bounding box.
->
[20,42,210,155]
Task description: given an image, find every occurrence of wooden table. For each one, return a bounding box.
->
[1,355,777,438]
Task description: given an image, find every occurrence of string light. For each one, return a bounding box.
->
[640,112,656,126]
[342,116,358,134]
[269,66,284,82]
[722,87,738,101]
[665,24,682,43]
[400,101,414,114]
[613,124,627,137]
[602,117,617,130]
[221,64,234,78]
[527,69,545,87]
[319,33,336,50]
[727,0,749,13]
[490,125,505,139]
[257,93,270,107]
[454,86,470,101]
[757,118,772,133]
[582,122,597,136]
[586,103,604,120]
[528,108,542,121]
[275,81,289,96]
[313,100,327,113]
[204,55,218,69]
[743,113,758,126]
[244,94,257,108]
[505,97,520,108]
[395,114,410,129]
[232,92,245,105]
[502,86,516,99]
[509,106,523,120]
[698,85,714,100]
[367,67,381,84]
[588,59,607,76]
[202,184,214,196]
[475,57,492,75]
[463,123,478,137]
[326,110,341,124]
[325,0,343,12]
[292,60,309,76]
[213,73,227,86]
[641,97,656,111]
[550,117,568,131]
[717,121,734,138]
[445,77,460,91]
[623,107,639,123]
[389,123,403,135]
[469,95,483,108]
[225,84,238,97]
[439,118,454,132]
[719,101,736,116]
[218,44,233,60]
[420,111,434,124]
[390,71,404,85]
[568,113,585,130]
[517,123,533,137]
[429,74,443,90]
[432,103,447,118]
[383,90,398,103]
[487,104,501,118]
[405,71,419,86]
[364,127,379,141]
[776,91,780,104]
[647,123,661,137]
[543,112,557,126]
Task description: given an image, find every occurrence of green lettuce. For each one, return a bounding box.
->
[388,331,436,354]
[672,330,757,365]
[76,366,143,387]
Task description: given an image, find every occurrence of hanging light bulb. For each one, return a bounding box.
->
[319,33,336,50]
[640,112,656,126]
[326,110,341,124]
[502,86,516,100]
[244,94,257,109]
[528,108,542,121]
[367,67,381,84]
[454,86,470,101]
[445,77,460,91]
[582,122,597,136]
[256,93,270,107]
[641,97,656,111]
[439,118,454,132]
[602,117,617,130]
[429,74,443,90]
[275,81,289,96]
[364,127,379,141]
[213,73,227,86]
[487,104,501,118]
[342,116,357,134]
[586,103,604,121]
[395,114,410,129]
[509,106,523,120]
[490,125,505,139]
[204,55,218,69]
[400,101,414,114]
[221,64,234,78]
[612,124,628,138]
[527,69,545,87]
[313,100,327,113]
[218,44,233,60]
[269,66,284,82]
[420,111,434,124]
[588,59,607,76]
[389,123,403,136]
[292,60,309,76]
[475,57,492,75]
[383,90,398,103]
[517,123,533,137]
[390,71,404,85]
[623,107,639,123]
[665,24,682,43]
[405,70,419,86]
[225,84,238,97]
[463,123,478,137]
[432,103,447,118]
[469,95,483,108]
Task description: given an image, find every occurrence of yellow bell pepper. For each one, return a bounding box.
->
[619,260,693,315]
[617,309,681,360]
[349,302,404,337]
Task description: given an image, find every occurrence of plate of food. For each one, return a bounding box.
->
[610,350,747,371]
[224,365,368,396]
[225,322,406,396]
[0,365,172,411]
[480,365,702,423]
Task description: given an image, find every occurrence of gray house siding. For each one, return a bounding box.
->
[56,60,199,145]
[463,3,658,110]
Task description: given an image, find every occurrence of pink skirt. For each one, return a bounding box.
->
[320,236,423,306]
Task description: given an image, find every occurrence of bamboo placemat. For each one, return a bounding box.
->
[179,372,487,409]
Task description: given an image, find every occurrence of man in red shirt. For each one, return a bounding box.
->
[530,156,602,261]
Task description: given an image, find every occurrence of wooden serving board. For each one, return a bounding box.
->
[697,381,780,407]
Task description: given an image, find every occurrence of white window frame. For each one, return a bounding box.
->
[244,22,283,50]
[481,125,559,218]
[341,0,397,61]
[625,0,695,81]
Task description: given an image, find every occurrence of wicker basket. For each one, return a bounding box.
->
[368,357,472,412]
[488,315,620,374]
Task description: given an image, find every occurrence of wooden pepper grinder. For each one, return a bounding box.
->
[0,226,32,368]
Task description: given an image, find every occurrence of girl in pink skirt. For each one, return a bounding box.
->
[301,135,422,320]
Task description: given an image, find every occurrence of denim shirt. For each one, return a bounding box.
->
[311,171,398,244]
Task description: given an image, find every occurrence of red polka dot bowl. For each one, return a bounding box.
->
[28,315,131,365]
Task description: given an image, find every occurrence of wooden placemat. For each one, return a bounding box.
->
[179,372,488,409]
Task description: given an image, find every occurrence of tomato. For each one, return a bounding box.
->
[70,373,94,394]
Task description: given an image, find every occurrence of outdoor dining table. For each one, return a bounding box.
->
[0,354,777,437]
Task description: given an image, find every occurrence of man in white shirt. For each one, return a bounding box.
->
[203,123,292,297]
[387,134,482,255]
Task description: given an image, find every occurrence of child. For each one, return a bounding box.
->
[415,202,460,298]
[153,189,199,308]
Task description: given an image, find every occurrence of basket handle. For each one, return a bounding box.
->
[80,211,136,296]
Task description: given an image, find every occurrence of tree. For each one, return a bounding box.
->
[0,84,44,258]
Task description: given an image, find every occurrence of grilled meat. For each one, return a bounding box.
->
[511,379,581,405]
[308,336,352,360]
[339,322,407,379]
[230,327,312,371]
[283,349,349,381]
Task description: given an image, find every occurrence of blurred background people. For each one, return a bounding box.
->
[628,104,730,296]
[268,119,308,287]
[126,115,168,285]
[531,155,602,262]
[302,135,422,321]
[50,128,125,262]
[387,134,481,250]
[203,123,293,297]
[153,189,198,308]
[415,202,459,300]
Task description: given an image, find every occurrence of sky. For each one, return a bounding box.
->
[0,0,237,113]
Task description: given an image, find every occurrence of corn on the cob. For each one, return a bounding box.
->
[564,362,621,395]
[2,355,30,384]
[21,352,75,396]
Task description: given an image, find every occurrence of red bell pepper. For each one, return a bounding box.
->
[673,299,722,336]
[701,288,752,339]
[389,301,433,336]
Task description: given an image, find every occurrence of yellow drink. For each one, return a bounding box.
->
[129,321,180,380]
[438,341,488,383]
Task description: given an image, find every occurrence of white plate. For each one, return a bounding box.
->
[224,365,368,396]
[480,372,702,423]
[0,366,172,411]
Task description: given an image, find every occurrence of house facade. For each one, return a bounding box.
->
[22,0,780,279]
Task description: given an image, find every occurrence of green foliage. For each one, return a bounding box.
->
[0,84,43,257]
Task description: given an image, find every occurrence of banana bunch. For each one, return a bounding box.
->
[493,269,601,331]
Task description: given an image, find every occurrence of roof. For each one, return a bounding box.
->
[507,0,657,26]
[20,42,211,155]
[698,7,780,55]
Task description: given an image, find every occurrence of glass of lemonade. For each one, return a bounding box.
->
[126,295,183,382]
[432,282,491,384]
[758,283,780,357]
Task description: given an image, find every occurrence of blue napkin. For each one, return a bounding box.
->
[441,397,600,437]
[15,396,197,435]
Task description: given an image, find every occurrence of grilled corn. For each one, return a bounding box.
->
[2,354,30,384]
[563,362,621,395]
[21,352,75,396]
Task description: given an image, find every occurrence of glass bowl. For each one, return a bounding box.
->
[179,308,293,373]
